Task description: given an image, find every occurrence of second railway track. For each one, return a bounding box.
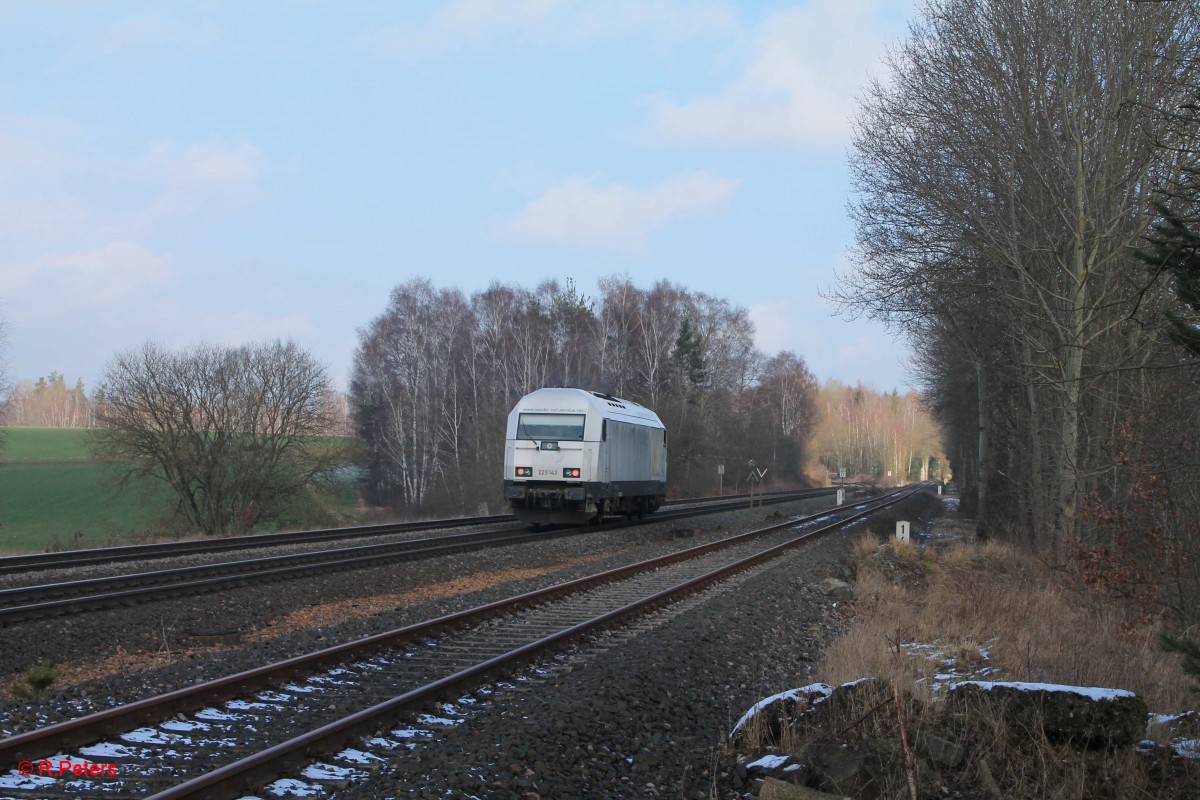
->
[0,488,825,577]
[0,488,841,625]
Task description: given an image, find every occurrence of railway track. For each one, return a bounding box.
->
[0,488,833,576]
[0,484,920,800]
[0,488,843,625]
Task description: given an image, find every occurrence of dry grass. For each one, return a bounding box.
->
[732,532,1200,798]
[821,535,1193,713]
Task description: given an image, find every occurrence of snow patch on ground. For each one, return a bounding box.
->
[160,719,210,732]
[416,713,463,727]
[1175,739,1200,759]
[390,727,434,740]
[336,749,385,765]
[79,742,137,758]
[121,727,180,745]
[746,754,790,770]
[261,777,322,797]
[300,762,357,780]
[731,683,832,735]
[0,772,57,790]
[906,639,995,692]
[956,681,1135,700]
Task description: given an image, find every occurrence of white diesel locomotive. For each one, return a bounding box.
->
[503,387,667,526]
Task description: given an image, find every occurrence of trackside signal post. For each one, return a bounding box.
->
[746,460,767,507]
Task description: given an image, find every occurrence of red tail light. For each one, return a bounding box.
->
[564,468,580,478]
[515,467,532,477]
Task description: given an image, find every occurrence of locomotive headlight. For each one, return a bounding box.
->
[515,467,532,477]
[563,468,580,478]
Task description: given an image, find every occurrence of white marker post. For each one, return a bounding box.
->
[895,520,910,542]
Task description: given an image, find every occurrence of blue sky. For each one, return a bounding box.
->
[1,0,917,394]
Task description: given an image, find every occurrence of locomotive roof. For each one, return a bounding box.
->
[512,387,664,427]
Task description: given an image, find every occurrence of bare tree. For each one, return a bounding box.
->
[843,0,1200,548]
[92,340,339,535]
[352,280,471,511]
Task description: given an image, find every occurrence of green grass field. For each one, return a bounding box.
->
[0,427,363,554]
[1,426,93,460]
[0,427,179,553]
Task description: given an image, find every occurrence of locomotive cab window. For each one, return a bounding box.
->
[516,413,585,441]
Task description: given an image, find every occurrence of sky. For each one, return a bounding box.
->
[0,0,919,395]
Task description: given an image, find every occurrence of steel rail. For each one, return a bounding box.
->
[0,515,516,576]
[0,486,911,772]
[0,488,834,576]
[0,489,839,625]
[145,484,922,800]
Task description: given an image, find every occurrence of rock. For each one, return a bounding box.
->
[1147,709,1200,745]
[807,742,874,797]
[917,730,965,768]
[949,681,1149,747]
[731,683,834,743]
[805,677,901,730]
[814,744,866,785]
[821,578,856,603]
[759,776,850,799]
[742,751,808,784]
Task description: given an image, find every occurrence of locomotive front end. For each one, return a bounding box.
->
[504,387,666,527]
[504,400,597,525]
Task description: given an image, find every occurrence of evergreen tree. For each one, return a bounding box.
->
[1140,201,1200,358]
[673,317,706,386]
[1160,631,1200,694]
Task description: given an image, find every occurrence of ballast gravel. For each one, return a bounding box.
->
[325,528,856,800]
[0,493,880,798]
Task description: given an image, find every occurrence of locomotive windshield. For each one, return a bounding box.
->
[516,413,585,441]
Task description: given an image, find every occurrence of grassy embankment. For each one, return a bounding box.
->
[0,427,362,555]
[735,490,1199,798]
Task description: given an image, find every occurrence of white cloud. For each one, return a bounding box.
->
[1,241,174,315]
[140,141,264,216]
[0,115,82,179]
[646,1,906,148]
[436,0,562,41]
[502,172,737,249]
[357,0,734,61]
[570,1,736,41]
[98,13,220,57]
[0,132,63,178]
[0,200,88,240]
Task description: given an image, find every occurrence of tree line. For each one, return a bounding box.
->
[1,279,946,536]
[4,373,96,428]
[841,0,1200,626]
[350,276,831,515]
[809,382,946,485]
